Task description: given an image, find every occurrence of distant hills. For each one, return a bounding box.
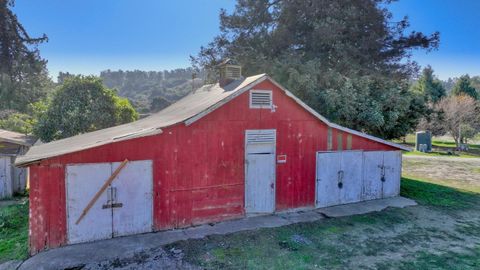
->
[58,68,480,114]
[58,68,205,114]
[99,68,205,113]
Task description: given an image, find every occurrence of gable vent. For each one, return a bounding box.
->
[246,130,276,144]
[250,90,272,108]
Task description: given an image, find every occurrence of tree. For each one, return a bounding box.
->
[0,0,52,112]
[411,66,446,103]
[452,75,477,99]
[57,72,75,84]
[192,0,439,139]
[150,96,171,112]
[34,76,139,142]
[0,111,34,134]
[432,95,479,147]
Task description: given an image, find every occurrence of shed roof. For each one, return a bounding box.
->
[0,129,36,146]
[16,74,408,166]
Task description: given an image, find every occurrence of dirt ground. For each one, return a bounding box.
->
[403,155,480,192]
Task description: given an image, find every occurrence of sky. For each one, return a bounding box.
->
[13,0,480,80]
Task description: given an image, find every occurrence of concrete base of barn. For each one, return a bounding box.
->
[18,196,416,270]
[317,196,417,218]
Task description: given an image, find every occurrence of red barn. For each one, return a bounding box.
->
[17,67,408,254]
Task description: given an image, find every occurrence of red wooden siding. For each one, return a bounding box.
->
[28,78,397,253]
[29,164,66,254]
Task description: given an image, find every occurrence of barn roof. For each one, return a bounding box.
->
[16,74,408,166]
[0,129,36,146]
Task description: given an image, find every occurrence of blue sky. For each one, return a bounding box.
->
[14,0,480,80]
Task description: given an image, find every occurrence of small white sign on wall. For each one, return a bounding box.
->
[277,154,287,164]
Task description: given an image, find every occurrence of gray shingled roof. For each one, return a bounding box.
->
[0,129,36,146]
[16,73,408,166]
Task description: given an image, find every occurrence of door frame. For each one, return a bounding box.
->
[244,129,277,214]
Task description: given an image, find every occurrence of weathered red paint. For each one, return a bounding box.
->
[27,78,398,254]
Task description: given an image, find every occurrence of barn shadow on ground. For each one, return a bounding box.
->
[401,177,480,209]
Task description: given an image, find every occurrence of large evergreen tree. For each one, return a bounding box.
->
[412,66,446,103]
[192,0,440,139]
[0,0,52,112]
[452,75,477,99]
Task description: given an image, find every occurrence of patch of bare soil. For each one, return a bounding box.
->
[82,247,200,270]
[403,156,480,190]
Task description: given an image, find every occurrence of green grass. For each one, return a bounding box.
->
[376,247,480,270]
[401,177,479,209]
[0,200,29,263]
[394,134,480,158]
[169,177,480,269]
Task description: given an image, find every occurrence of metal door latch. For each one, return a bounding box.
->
[337,170,344,189]
[379,165,386,182]
[102,203,123,209]
[102,187,123,209]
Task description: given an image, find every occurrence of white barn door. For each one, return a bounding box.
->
[245,130,276,214]
[316,151,401,208]
[66,160,153,244]
[316,152,342,207]
[0,156,12,199]
[363,151,402,200]
[112,160,153,237]
[66,163,113,244]
[362,151,384,200]
[339,151,363,204]
[381,151,402,198]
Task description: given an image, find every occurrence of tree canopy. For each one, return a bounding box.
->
[411,66,446,103]
[452,75,478,99]
[0,0,52,112]
[192,0,440,139]
[34,76,139,142]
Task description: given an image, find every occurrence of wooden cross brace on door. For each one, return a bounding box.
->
[75,159,129,225]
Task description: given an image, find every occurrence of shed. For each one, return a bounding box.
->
[0,129,36,198]
[17,71,409,254]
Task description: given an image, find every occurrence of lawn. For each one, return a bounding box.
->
[0,199,29,263]
[168,158,480,269]
[397,134,480,158]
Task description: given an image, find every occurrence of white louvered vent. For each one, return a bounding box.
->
[246,130,276,144]
[250,90,272,108]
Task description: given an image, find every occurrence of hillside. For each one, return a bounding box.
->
[99,68,205,113]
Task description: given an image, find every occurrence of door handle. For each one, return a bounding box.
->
[337,170,344,189]
[380,165,386,182]
[106,187,112,204]
[270,183,274,189]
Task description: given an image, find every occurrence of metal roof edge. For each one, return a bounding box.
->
[15,128,163,167]
[0,138,30,146]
